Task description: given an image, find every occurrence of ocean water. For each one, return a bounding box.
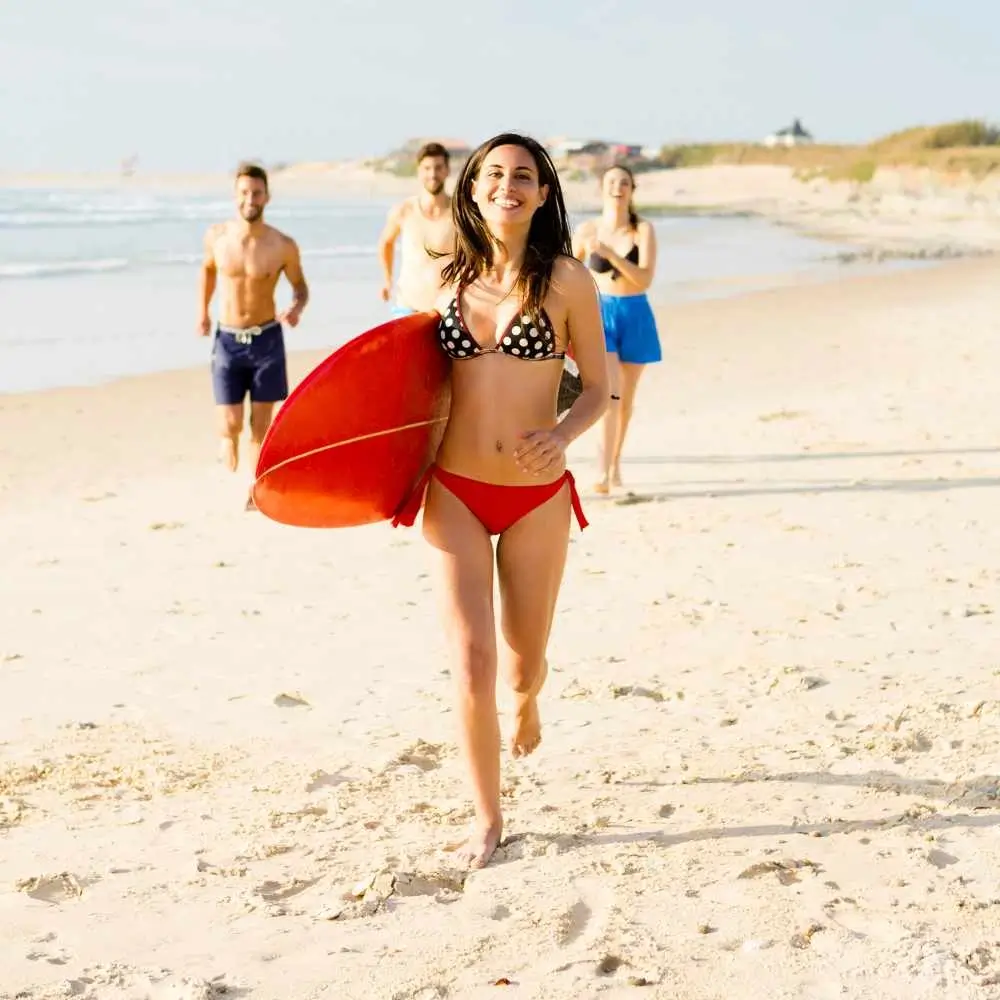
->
[0,186,898,395]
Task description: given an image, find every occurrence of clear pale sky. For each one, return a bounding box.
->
[2,0,997,172]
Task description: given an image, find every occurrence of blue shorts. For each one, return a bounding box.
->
[390,303,416,319]
[211,321,288,405]
[600,293,662,364]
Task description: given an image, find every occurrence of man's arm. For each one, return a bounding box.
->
[197,225,218,335]
[279,237,309,327]
[376,202,405,302]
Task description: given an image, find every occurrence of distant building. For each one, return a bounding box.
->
[547,137,592,158]
[763,118,814,147]
[547,137,654,173]
[547,138,611,160]
[608,143,644,159]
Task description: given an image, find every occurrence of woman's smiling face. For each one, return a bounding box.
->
[472,144,549,229]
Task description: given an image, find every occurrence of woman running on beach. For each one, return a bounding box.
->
[572,164,661,494]
[393,132,609,869]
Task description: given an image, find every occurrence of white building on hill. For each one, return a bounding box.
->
[763,118,814,147]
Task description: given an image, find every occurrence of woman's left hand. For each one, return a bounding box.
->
[514,428,567,476]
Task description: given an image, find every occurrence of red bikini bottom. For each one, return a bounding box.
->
[392,465,588,536]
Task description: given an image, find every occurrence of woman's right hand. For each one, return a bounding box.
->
[583,231,611,259]
[514,427,568,476]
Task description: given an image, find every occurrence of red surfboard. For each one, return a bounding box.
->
[252,311,450,528]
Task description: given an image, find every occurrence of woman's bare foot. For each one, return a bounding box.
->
[593,479,610,495]
[456,819,504,870]
[611,466,622,488]
[219,437,238,472]
[511,695,541,758]
[511,660,546,759]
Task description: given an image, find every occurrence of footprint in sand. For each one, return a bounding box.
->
[555,900,594,947]
[352,868,467,903]
[925,848,959,869]
[547,881,618,975]
[304,768,353,792]
[321,867,469,922]
[609,684,667,703]
[386,740,445,773]
[15,872,88,903]
[273,691,310,708]
[255,876,321,904]
[0,796,26,828]
[737,858,821,886]
[391,869,467,898]
[25,937,72,965]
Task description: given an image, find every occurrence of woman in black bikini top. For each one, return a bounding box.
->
[393,132,609,872]
[436,295,565,360]
[572,163,662,495]
[587,242,640,280]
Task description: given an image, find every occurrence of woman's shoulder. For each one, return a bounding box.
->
[553,252,591,280]
[550,253,597,298]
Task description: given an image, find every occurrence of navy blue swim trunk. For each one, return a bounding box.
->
[210,321,289,405]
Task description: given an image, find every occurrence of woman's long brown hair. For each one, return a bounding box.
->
[438,132,572,326]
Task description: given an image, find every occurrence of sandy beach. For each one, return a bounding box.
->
[1,256,999,998]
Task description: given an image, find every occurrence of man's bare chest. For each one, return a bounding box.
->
[215,239,284,280]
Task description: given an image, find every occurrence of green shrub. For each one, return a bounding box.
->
[924,120,1000,148]
[657,144,722,168]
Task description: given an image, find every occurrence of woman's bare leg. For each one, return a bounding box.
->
[422,478,503,869]
[611,362,645,488]
[595,353,622,493]
[496,483,572,758]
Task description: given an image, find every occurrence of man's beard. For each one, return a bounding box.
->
[241,206,263,222]
[424,180,444,196]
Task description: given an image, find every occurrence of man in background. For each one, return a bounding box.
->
[377,142,454,316]
[198,162,309,502]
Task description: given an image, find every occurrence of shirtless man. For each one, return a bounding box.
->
[377,142,454,315]
[198,163,309,486]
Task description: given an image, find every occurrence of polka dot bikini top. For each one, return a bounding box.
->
[437,292,565,361]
